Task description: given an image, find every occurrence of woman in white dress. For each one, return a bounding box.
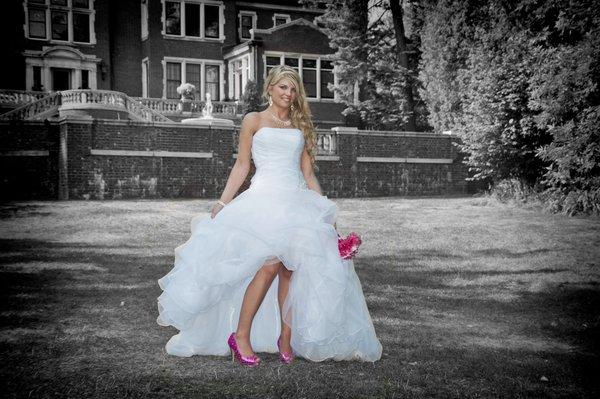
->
[157,66,382,366]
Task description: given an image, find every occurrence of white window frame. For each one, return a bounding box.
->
[162,57,225,101]
[272,13,290,27]
[23,0,96,45]
[263,52,337,102]
[141,0,148,40]
[161,0,225,42]
[238,10,256,41]
[141,57,149,97]
[228,54,252,100]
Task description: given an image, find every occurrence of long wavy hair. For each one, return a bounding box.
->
[262,65,318,168]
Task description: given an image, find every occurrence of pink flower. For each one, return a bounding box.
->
[338,232,362,260]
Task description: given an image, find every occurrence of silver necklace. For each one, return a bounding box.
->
[268,110,292,127]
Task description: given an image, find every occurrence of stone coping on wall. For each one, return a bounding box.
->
[0,150,49,156]
[90,149,213,158]
[0,118,457,139]
[356,156,453,164]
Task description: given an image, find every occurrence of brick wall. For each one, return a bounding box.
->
[0,121,59,199]
[0,118,471,200]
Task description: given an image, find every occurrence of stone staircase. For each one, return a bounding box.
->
[0,89,173,122]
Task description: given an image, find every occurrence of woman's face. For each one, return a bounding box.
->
[269,78,298,109]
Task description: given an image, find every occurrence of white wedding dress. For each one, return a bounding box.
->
[156,126,382,362]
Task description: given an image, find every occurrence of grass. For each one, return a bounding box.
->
[0,196,598,398]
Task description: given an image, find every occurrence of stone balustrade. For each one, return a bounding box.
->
[0,90,49,106]
[0,92,62,121]
[133,97,240,116]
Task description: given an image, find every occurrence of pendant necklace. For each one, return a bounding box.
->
[268,110,292,127]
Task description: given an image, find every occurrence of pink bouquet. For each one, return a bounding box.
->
[337,232,362,260]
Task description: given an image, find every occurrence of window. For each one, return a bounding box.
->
[302,59,317,98]
[32,66,42,91]
[28,8,46,38]
[320,60,334,99]
[165,1,181,35]
[73,12,90,42]
[284,57,299,71]
[185,63,201,94]
[81,69,89,89]
[166,62,182,99]
[164,58,222,101]
[273,13,290,27]
[265,56,280,77]
[204,5,219,38]
[265,53,336,100]
[141,0,148,39]
[239,11,256,40]
[25,0,95,43]
[185,3,200,36]
[205,65,219,100]
[163,1,223,40]
[51,10,68,40]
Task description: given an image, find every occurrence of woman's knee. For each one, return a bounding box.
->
[257,262,280,280]
[278,264,292,279]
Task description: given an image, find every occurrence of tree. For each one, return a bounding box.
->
[240,80,263,116]
[308,0,423,130]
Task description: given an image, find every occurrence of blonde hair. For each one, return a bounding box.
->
[263,65,318,168]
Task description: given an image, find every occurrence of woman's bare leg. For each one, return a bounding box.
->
[235,261,281,357]
[277,264,293,354]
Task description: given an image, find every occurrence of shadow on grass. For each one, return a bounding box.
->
[0,239,599,397]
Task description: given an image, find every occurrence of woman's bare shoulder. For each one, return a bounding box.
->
[242,112,266,135]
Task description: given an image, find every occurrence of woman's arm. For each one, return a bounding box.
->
[211,113,258,218]
[300,147,323,195]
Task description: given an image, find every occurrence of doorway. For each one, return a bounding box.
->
[52,68,71,91]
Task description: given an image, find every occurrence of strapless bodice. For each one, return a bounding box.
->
[250,127,308,190]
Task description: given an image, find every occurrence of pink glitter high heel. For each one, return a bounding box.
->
[277,336,294,364]
[227,333,261,367]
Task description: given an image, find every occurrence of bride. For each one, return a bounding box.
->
[157,65,382,366]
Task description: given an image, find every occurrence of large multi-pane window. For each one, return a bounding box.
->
[163,1,223,40]
[265,54,336,100]
[25,0,94,43]
[164,59,221,101]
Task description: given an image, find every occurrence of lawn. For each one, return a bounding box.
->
[0,197,598,398]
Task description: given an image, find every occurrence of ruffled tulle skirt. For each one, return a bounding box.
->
[156,184,382,362]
